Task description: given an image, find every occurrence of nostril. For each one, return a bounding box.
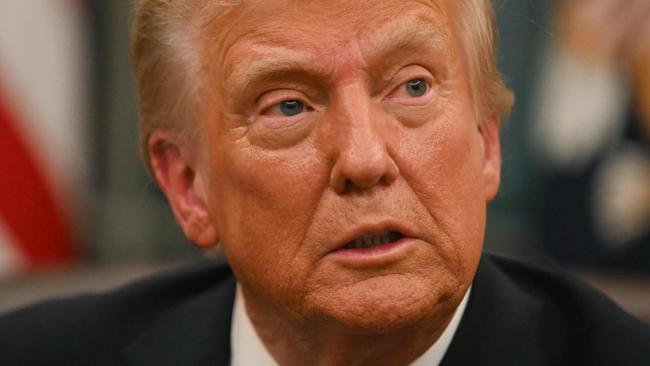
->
[342,173,383,193]
[338,168,398,193]
[329,135,400,193]
[344,179,355,193]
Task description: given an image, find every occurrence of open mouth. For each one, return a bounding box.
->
[342,230,405,250]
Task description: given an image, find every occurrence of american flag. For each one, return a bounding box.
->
[0,0,90,276]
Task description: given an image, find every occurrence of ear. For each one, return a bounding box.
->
[148,130,219,248]
[478,114,502,202]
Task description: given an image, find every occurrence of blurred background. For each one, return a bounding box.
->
[0,0,648,321]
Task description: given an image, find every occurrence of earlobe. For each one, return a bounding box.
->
[148,131,219,248]
[479,115,502,202]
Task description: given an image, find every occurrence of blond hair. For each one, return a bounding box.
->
[455,0,514,122]
[131,0,514,173]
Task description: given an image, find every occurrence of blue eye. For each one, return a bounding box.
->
[278,100,304,116]
[405,79,428,97]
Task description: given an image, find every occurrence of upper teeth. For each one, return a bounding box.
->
[345,230,402,249]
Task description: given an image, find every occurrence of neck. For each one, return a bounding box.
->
[241,287,461,366]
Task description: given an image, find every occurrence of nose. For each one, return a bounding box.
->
[329,85,400,194]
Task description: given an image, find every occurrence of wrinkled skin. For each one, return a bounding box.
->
[150,0,501,365]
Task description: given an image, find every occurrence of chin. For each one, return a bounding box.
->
[305,273,461,335]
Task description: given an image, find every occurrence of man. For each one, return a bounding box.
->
[1,0,649,365]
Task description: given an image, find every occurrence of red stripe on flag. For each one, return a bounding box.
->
[0,83,78,267]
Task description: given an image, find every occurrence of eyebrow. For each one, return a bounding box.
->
[225,47,328,101]
[223,18,451,100]
[363,18,451,81]
[368,16,449,56]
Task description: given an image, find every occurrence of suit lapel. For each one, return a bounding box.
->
[120,254,545,366]
[121,275,236,366]
[442,255,544,366]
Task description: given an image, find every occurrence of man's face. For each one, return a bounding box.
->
[192,0,500,332]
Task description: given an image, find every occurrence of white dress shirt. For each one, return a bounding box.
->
[231,285,470,366]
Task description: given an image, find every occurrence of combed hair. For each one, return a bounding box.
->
[455,0,514,122]
[131,0,514,174]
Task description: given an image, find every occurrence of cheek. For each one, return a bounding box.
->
[205,136,329,289]
[398,112,486,273]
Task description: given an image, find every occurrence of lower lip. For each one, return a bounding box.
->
[328,237,417,266]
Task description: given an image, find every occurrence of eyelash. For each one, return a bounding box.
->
[388,77,433,99]
[260,98,313,117]
[256,75,433,118]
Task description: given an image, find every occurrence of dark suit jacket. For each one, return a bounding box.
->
[1,254,649,365]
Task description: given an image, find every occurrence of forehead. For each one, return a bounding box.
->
[200,0,457,82]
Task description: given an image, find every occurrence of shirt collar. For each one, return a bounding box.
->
[411,288,471,366]
[231,285,471,366]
